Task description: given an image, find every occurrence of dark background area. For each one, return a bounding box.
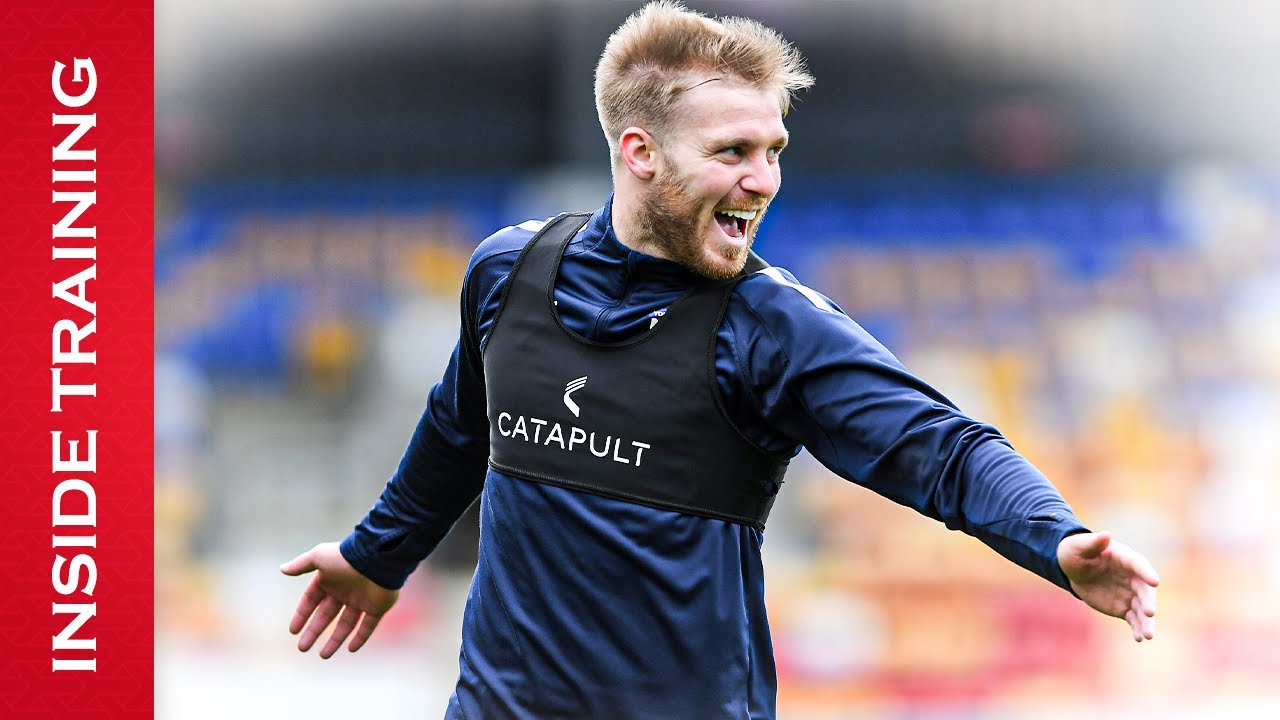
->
[157,0,1280,181]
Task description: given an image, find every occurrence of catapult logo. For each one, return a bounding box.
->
[495,374,653,467]
[563,375,587,417]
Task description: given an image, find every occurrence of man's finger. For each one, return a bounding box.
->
[1131,550,1161,588]
[320,606,363,659]
[280,548,317,577]
[288,574,327,635]
[1110,541,1160,587]
[1125,607,1142,642]
[348,613,382,653]
[1131,595,1156,640]
[1132,576,1158,617]
[1070,531,1112,560]
[298,596,342,652]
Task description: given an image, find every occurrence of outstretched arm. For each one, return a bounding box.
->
[724,272,1154,633]
[1058,531,1160,642]
[280,542,400,658]
[726,273,1089,592]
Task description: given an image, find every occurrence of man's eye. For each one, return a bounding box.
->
[768,146,784,160]
[720,147,743,157]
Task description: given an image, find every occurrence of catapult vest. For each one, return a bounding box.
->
[482,212,788,530]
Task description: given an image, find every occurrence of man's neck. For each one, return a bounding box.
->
[610,180,668,261]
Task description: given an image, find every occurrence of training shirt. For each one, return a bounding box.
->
[339,197,1088,719]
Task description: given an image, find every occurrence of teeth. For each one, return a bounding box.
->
[717,209,757,220]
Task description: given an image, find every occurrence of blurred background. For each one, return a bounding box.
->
[155,1,1280,718]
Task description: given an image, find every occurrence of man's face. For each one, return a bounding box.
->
[635,79,788,279]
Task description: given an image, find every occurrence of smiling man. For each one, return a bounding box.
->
[281,3,1159,718]
[611,71,789,279]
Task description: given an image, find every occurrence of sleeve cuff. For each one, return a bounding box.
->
[1049,523,1091,599]
[339,533,411,591]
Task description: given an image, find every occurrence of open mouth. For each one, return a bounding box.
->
[714,208,757,240]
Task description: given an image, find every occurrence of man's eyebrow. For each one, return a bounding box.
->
[709,134,790,148]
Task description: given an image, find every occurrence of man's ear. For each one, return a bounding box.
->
[619,127,658,181]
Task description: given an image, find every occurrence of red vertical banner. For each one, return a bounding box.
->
[0,1,154,718]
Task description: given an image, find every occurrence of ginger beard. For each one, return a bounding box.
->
[635,162,770,280]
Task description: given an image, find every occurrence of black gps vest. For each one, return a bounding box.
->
[482,212,789,530]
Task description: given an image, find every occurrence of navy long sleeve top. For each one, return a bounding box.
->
[339,198,1087,719]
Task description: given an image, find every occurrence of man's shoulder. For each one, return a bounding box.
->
[728,264,899,365]
[466,212,601,290]
[732,265,843,319]
[454,218,549,316]
[469,212,601,267]
[468,217,553,272]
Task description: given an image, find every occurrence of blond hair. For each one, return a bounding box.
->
[594,1,814,167]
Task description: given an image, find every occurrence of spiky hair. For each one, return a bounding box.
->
[594,1,814,166]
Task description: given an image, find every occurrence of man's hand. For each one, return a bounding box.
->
[280,542,400,658]
[1058,531,1159,642]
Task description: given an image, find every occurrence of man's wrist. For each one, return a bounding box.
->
[1054,526,1091,598]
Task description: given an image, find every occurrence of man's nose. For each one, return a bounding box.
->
[739,154,779,198]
